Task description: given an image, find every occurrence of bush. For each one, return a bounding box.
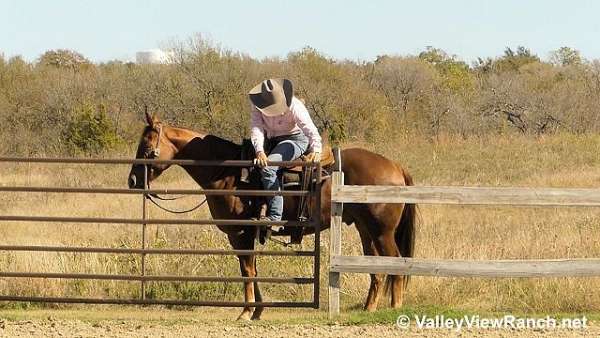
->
[63,104,121,154]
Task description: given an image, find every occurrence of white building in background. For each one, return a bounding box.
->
[135,49,174,64]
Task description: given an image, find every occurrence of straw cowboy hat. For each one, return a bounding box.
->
[248,78,293,116]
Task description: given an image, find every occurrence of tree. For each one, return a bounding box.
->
[169,35,258,140]
[418,46,472,92]
[549,47,582,66]
[287,47,391,142]
[370,56,438,114]
[418,46,451,65]
[493,46,540,72]
[38,49,91,70]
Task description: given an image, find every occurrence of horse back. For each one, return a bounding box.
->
[340,148,410,187]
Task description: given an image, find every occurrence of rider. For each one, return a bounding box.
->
[249,78,321,224]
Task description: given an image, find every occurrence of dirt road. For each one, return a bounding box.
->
[0,317,597,337]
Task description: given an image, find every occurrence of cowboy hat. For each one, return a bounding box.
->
[248,78,293,116]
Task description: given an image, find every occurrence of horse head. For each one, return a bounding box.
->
[128,111,177,189]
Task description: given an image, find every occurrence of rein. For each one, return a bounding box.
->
[144,122,208,214]
[146,193,208,214]
[148,194,186,201]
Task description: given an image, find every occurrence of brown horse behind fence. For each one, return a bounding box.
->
[128,112,417,320]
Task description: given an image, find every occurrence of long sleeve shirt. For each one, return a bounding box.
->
[250,96,322,154]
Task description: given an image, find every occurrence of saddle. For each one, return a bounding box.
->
[281,142,334,187]
[240,133,334,186]
[239,133,334,245]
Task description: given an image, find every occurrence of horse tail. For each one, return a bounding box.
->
[385,168,418,293]
[397,169,416,259]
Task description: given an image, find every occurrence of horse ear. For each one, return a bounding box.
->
[143,105,161,127]
[145,112,154,127]
[144,106,153,127]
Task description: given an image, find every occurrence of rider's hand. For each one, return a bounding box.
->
[305,152,321,163]
[255,151,269,168]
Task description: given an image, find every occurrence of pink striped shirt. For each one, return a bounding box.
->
[250,96,322,154]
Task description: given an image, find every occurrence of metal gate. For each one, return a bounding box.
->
[0,157,321,308]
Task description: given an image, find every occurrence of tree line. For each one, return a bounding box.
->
[1,36,599,155]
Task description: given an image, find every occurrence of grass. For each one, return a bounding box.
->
[0,306,443,326]
[1,132,600,317]
[0,305,597,327]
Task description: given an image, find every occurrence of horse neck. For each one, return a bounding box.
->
[163,126,241,189]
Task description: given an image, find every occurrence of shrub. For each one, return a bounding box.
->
[63,104,121,154]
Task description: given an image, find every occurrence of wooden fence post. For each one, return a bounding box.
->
[329,148,343,317]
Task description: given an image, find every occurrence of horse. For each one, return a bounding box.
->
[127,112,417,320]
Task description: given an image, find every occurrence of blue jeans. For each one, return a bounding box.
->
[261,133,309,221]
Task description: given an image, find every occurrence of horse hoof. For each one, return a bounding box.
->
[251,311,263,320]
[364,306,378,312]
[237,312,252,321]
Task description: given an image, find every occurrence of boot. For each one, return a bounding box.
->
[290,227,303,244]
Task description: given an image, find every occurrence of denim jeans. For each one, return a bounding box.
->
[260,133,309,221]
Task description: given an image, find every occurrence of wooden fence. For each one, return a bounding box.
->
[328,157,600,316]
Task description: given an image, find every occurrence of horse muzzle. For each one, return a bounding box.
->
[128,174,138,189]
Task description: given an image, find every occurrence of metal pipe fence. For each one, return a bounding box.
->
[0,157,322,308]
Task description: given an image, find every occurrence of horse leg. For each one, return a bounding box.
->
[390,268,406,308]
[356,223,384,312]
[228,231,259,321]
[390,242,407,308]
[250,280,264,320]
[371,228,404,308]
[390,204,411,309]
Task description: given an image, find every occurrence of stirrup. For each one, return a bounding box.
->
[290,228,303,244]
[257,217,282,245]
[258,226,271,245]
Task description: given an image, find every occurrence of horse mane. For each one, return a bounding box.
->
[168,125,242,161]
[170,124,241,145]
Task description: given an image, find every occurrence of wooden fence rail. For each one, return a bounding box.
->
[332,185,600,206]
[331,256,600,278]
[328,148,600,316]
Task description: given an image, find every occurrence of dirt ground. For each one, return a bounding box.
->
[1,318,598,337]
[0,308,597,338]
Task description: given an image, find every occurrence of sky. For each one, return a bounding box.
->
[2,0,600,63]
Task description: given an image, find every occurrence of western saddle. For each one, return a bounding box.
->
[240,134,334,245]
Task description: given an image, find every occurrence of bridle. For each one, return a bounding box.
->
[142,123,207,214]
[145,123,163,159]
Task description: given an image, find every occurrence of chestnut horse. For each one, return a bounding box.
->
[127,112,416,320]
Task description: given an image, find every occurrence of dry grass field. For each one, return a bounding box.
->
[1,133,600,316]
